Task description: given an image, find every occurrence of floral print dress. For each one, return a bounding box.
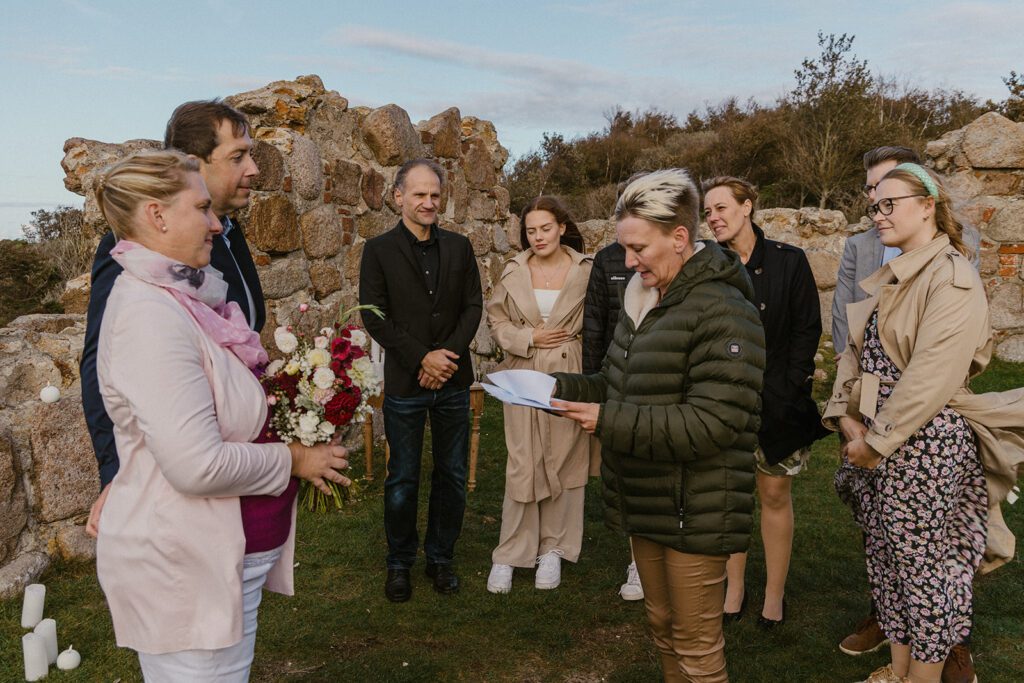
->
[834,311,987,663]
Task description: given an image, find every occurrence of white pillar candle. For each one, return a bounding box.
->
[56,646,81,671]
[22,632,48,681]
[34,618,58,665]
[39,383,61,403]
[21,584,45,629]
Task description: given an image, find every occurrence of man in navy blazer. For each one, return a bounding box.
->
[359,158,483,602]
[81,100,265,532]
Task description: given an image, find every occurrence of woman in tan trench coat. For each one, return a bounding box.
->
[824,163,1024,683]
[485,196,594,593]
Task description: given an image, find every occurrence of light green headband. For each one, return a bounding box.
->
[894,162,939,198]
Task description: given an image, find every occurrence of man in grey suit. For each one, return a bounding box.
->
[832,146,981,354]
[833,145,980,683]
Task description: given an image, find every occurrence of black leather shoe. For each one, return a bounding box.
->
[425,563,460,594]
[385,568,411,603]
[723,593,748,624]
[757,599,786,629]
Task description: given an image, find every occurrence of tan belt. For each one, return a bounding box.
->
[846,372,896,421]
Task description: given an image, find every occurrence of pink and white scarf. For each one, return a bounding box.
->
[110,240,268,368]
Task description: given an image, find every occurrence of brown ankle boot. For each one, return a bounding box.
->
[841,613,890,656]
[942,644,977,683]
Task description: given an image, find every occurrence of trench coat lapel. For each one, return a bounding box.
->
[545,249,592,329]
[501,250,543,326]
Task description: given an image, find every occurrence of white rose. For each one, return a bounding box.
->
[313,366,336,389]
[306,348,331,368]
[349,356,379,388]
[266,359,284,375]
[314,336,329,349]
[298,411,321,434]
[318,420,336,436]
[348,329,367,347]
[313,387,335,405]
[274,328,298,354]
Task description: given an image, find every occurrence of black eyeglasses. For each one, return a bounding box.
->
[866,195,928,219]
[862,183,877,198]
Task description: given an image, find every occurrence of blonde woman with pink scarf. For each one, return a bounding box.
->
[92,150,349,682]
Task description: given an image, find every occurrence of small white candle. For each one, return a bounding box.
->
[39,383,60,404]
[56,646,81,671]
[34,618,58,665]
[21,584,45,629]
[22,632,48,681]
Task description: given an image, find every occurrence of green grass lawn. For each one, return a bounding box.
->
[2,359,1022,682]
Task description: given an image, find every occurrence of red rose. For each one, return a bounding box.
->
[331,337,352,360]
[275,373,300,400]
[324,388,362,426]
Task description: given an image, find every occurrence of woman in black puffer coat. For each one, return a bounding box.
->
[553,169,764,683]
[704,176,829,630]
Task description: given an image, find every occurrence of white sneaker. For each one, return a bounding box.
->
[535,550,563,589]
[487,563,513,594]
[619,562,644,601]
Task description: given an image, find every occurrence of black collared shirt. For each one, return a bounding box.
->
[401,220,440,296]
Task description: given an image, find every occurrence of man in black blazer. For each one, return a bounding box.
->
[359,158,483,602]
[81,100,265,534]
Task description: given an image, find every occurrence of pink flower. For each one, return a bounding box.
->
[267,395,278,406]
[299,303,309,312]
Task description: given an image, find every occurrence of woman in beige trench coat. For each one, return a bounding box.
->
[824,163,1024,683]
[485,196,594,593]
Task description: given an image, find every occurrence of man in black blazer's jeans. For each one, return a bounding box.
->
[81,100,265,534]
[359,158,483,602]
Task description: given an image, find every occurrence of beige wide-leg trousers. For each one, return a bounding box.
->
[491,486,585,567]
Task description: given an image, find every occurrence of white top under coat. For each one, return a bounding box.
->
[533,288,559,322]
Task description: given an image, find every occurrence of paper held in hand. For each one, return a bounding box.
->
[481,369,564,410]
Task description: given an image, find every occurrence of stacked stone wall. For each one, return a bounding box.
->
[2,78,1022,593]
[926,112,1024,361]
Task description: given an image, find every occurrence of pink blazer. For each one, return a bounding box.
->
[96,273,295,654]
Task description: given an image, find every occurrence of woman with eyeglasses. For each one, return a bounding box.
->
[824,163,1022,683]
[703,176,828,629]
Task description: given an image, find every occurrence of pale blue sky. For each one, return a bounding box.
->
[1,0,1019,238]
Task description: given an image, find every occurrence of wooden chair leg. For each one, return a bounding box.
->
[468,383,484,492]
[362,419,374,481]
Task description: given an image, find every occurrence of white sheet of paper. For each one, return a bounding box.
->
[481,369,563,410]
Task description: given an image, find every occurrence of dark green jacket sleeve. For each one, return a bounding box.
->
[551,371,608,404]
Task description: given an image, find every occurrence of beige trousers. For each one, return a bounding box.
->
[491,486,585,567]
[632,536,729,683]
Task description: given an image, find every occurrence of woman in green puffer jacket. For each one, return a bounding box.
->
[552,168,765,683]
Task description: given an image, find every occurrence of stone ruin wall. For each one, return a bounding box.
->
[1,76,1022,596]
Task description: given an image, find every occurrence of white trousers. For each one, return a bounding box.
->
[137,547,282,683]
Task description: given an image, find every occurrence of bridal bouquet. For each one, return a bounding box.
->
[261,303,383,511]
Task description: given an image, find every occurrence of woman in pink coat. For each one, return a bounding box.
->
[92,150,349,681]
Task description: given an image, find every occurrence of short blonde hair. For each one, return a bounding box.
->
[95,150,199,239]
[614,168,700,243]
